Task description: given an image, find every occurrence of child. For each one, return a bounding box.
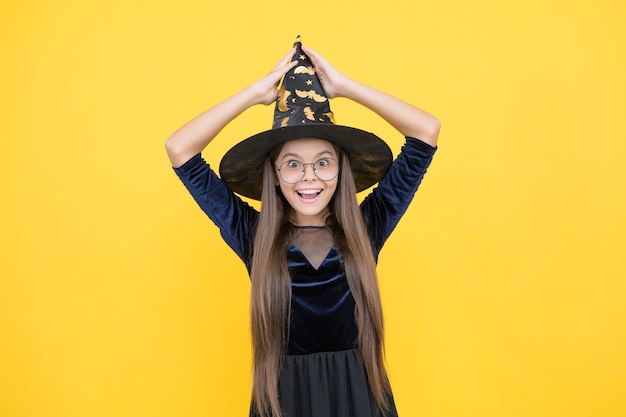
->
[166,37,440,417]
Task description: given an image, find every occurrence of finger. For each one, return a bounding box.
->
[301,45,320,64]
[271,58,298,91]
[274,47,296,70]
[279,59,298,82]
[272,59,298,80]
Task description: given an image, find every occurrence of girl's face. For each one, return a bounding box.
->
[274,138,339,226]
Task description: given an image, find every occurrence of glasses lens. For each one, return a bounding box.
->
[314,158,339,181]
[278,160,304,183]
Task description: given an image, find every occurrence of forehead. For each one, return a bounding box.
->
[277,137,337,159]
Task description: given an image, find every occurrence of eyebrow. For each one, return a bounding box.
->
[280,150,335,162]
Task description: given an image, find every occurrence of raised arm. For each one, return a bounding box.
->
[302,45,440,147]
[165,48,299,168]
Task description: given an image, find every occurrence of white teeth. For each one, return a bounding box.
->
[297,189,321,195]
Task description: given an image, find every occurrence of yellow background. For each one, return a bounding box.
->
[1,0,625,416]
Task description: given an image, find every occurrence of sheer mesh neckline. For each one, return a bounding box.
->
[291,226,335,270]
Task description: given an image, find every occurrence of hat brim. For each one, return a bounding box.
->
[219,124,393,200]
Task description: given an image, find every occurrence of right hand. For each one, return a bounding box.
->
[251,48,299,105]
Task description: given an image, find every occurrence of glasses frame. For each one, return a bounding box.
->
[276,157,339,184]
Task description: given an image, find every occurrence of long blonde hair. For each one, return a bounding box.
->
[249,145,390,417]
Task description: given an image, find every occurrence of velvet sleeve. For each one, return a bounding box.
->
[360,137,436,258]
[172,153,258,269]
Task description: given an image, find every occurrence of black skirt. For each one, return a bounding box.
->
[250,348,398,417]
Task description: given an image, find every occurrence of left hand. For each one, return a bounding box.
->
[302,45,350,99]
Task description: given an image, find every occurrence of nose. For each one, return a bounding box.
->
[301,163,317,181]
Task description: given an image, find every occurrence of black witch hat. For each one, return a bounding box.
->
[219,36,392,200]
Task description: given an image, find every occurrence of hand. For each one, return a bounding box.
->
[302,45,350,99]
[251,48,299,106]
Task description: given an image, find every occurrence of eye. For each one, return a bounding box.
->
[286,160,302,169]
[315,158,330,167]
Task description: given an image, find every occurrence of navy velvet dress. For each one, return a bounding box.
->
[173,137,436,417]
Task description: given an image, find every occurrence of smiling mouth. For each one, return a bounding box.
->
[297,189,322,199]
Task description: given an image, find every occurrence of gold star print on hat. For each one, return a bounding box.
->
[273,35,335,128]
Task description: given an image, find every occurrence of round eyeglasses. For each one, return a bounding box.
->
[276,158,339,184]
